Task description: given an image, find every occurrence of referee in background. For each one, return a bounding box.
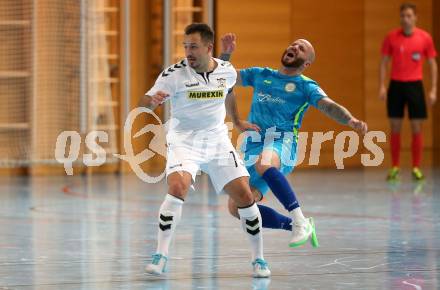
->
[379,2,437,181]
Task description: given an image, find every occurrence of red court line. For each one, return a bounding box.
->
[62,185,89,199]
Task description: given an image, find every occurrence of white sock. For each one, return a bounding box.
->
[238,202,264,261]
[290,207,307,224]
[156,194,184,257]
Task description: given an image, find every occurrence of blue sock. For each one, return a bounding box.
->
[258,204,292,231]
[262,167,300,211]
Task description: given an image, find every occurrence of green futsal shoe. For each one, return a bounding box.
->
[387,167,400,181]
[412,167,425,181]
[289,217,319,248]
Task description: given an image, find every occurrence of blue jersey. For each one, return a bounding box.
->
[240,67,327,142]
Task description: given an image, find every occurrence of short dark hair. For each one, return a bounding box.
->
[400,2,417,14]
[184,23,214,44]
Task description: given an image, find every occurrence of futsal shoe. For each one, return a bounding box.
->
[145,253,168,275]
[412,167,425,181]
[252,258,271,278]
[289,217,319,248]
[387,167,400,181]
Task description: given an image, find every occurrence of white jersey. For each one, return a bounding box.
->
[145,58,237,135]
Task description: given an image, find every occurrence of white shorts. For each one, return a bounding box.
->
[165,129,249,193]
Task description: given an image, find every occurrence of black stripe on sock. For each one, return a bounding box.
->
[159,223,172,231]
[246,217,259,227]
[160,214,173,222]
[246,228,260,235]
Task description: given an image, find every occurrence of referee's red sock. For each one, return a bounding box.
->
[412,132,423,168]
[390,132,401,167]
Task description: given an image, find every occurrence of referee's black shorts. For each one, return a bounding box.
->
[387,80,427,119]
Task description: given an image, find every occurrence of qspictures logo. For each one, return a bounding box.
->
[55,107,168,183]
[55,107,387,183]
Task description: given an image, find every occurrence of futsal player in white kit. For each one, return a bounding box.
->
[140,23,270,278]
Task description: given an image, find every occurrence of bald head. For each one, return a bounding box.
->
[281,38,316,70]
[297,39,315,63]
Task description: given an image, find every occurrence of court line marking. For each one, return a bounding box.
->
[316,256,401,270]
[402,280,422,290]
[3,268,440,288]
[2,249,440,266]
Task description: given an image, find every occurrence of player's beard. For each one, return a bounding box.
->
[187,57,198,69]
[281,51,305,69]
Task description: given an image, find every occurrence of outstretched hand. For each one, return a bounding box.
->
[221,33,236,54]
[348,118,368,135]
[235,120,261,133]
[150,91,169,107]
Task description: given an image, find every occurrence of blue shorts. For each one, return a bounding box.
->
[241,136,297,196]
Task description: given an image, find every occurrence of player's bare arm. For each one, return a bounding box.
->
[220,33,256,131]
[225,91,261,133]
[379,55,390,101]
[225,90,240,125]
[428,58,438,105]
[317,97,368,134]
[139,91,169,110]
[219,33,242,86]
[219,33,235,61]
[221,34,259,132]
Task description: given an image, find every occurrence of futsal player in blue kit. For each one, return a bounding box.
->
[220,34,368,247]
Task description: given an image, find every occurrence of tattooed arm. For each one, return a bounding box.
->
[316,97,352,124]
[316,97,368,134]
[219,52,231,61]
